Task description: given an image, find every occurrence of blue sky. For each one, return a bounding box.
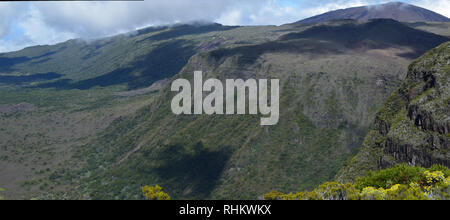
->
[0,0,448,53]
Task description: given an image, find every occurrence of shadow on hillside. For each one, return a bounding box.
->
[0,48,65,72]
[280,19,449,59]
[153,142,232,199]
[209,38,343,67]
[0,72,62,85]
[0,57,30,72]
[37,40,196,90]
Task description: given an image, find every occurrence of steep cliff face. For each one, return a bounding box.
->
[337,42,450,182]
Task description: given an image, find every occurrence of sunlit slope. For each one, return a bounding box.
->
[0,23,306,199]
[0,23,292,90]
[77,20,448,199]
[0,17,448,199]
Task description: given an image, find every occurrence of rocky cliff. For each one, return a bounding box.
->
[337,42,450,182]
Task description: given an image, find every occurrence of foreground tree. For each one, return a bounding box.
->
[142,185,171,200]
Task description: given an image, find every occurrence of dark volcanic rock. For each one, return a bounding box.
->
[297,2,450,24]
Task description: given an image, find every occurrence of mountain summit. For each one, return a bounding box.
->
[297,2,450,24]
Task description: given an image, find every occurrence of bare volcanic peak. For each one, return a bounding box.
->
[297,2,450,24]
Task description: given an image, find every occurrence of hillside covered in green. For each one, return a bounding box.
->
[74,20,448,200]
[0,22,294,199]
[337,41,450,182]
[0,18,448,200]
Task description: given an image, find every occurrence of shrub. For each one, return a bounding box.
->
[354,164,426,190]
[141,185,171,200]
[360,187,386,200]
[264,191,285,200]
[265,164,450,200]
[309,182,359,200]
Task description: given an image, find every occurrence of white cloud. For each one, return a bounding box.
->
[411,0,450,17]
[301,0,369,17]
[34,1,245,38]
[217,10,244,26]
[0,0,279,52]
[18,7,77,45]
[0,0,448,53]
[0,4,76,53]
[0,2,24,38]
[247,2,299,25]
[298,0,395,18]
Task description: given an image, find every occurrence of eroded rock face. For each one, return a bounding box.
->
[337,42,450,182]
[408,104,450,135]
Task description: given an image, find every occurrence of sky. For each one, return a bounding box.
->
[0,0,449,53]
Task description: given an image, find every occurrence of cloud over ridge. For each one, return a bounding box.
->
[0,0,448,53]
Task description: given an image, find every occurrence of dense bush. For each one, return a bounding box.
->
[141,185,171,200]
[265,164,450,200]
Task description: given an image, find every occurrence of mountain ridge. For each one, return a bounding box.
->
[297,2,450,24]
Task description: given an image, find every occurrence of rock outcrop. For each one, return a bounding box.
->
[337,42,450,182]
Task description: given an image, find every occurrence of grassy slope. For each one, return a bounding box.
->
[0,85,158,199]
[0,20,448,199]
[0,23,292,90]
[75,20,448,200]
[0,23,297,199]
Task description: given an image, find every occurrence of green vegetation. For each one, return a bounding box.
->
[142,185,171,200]
[0,85,156,199]
[0,23,290,90]
[355,164,450,189]
[0,19,448,200]
[0,23,293,199]
[0,188,4,200]
[62,21,447,200]
[338,41,450,182]
[265,164,450,200]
